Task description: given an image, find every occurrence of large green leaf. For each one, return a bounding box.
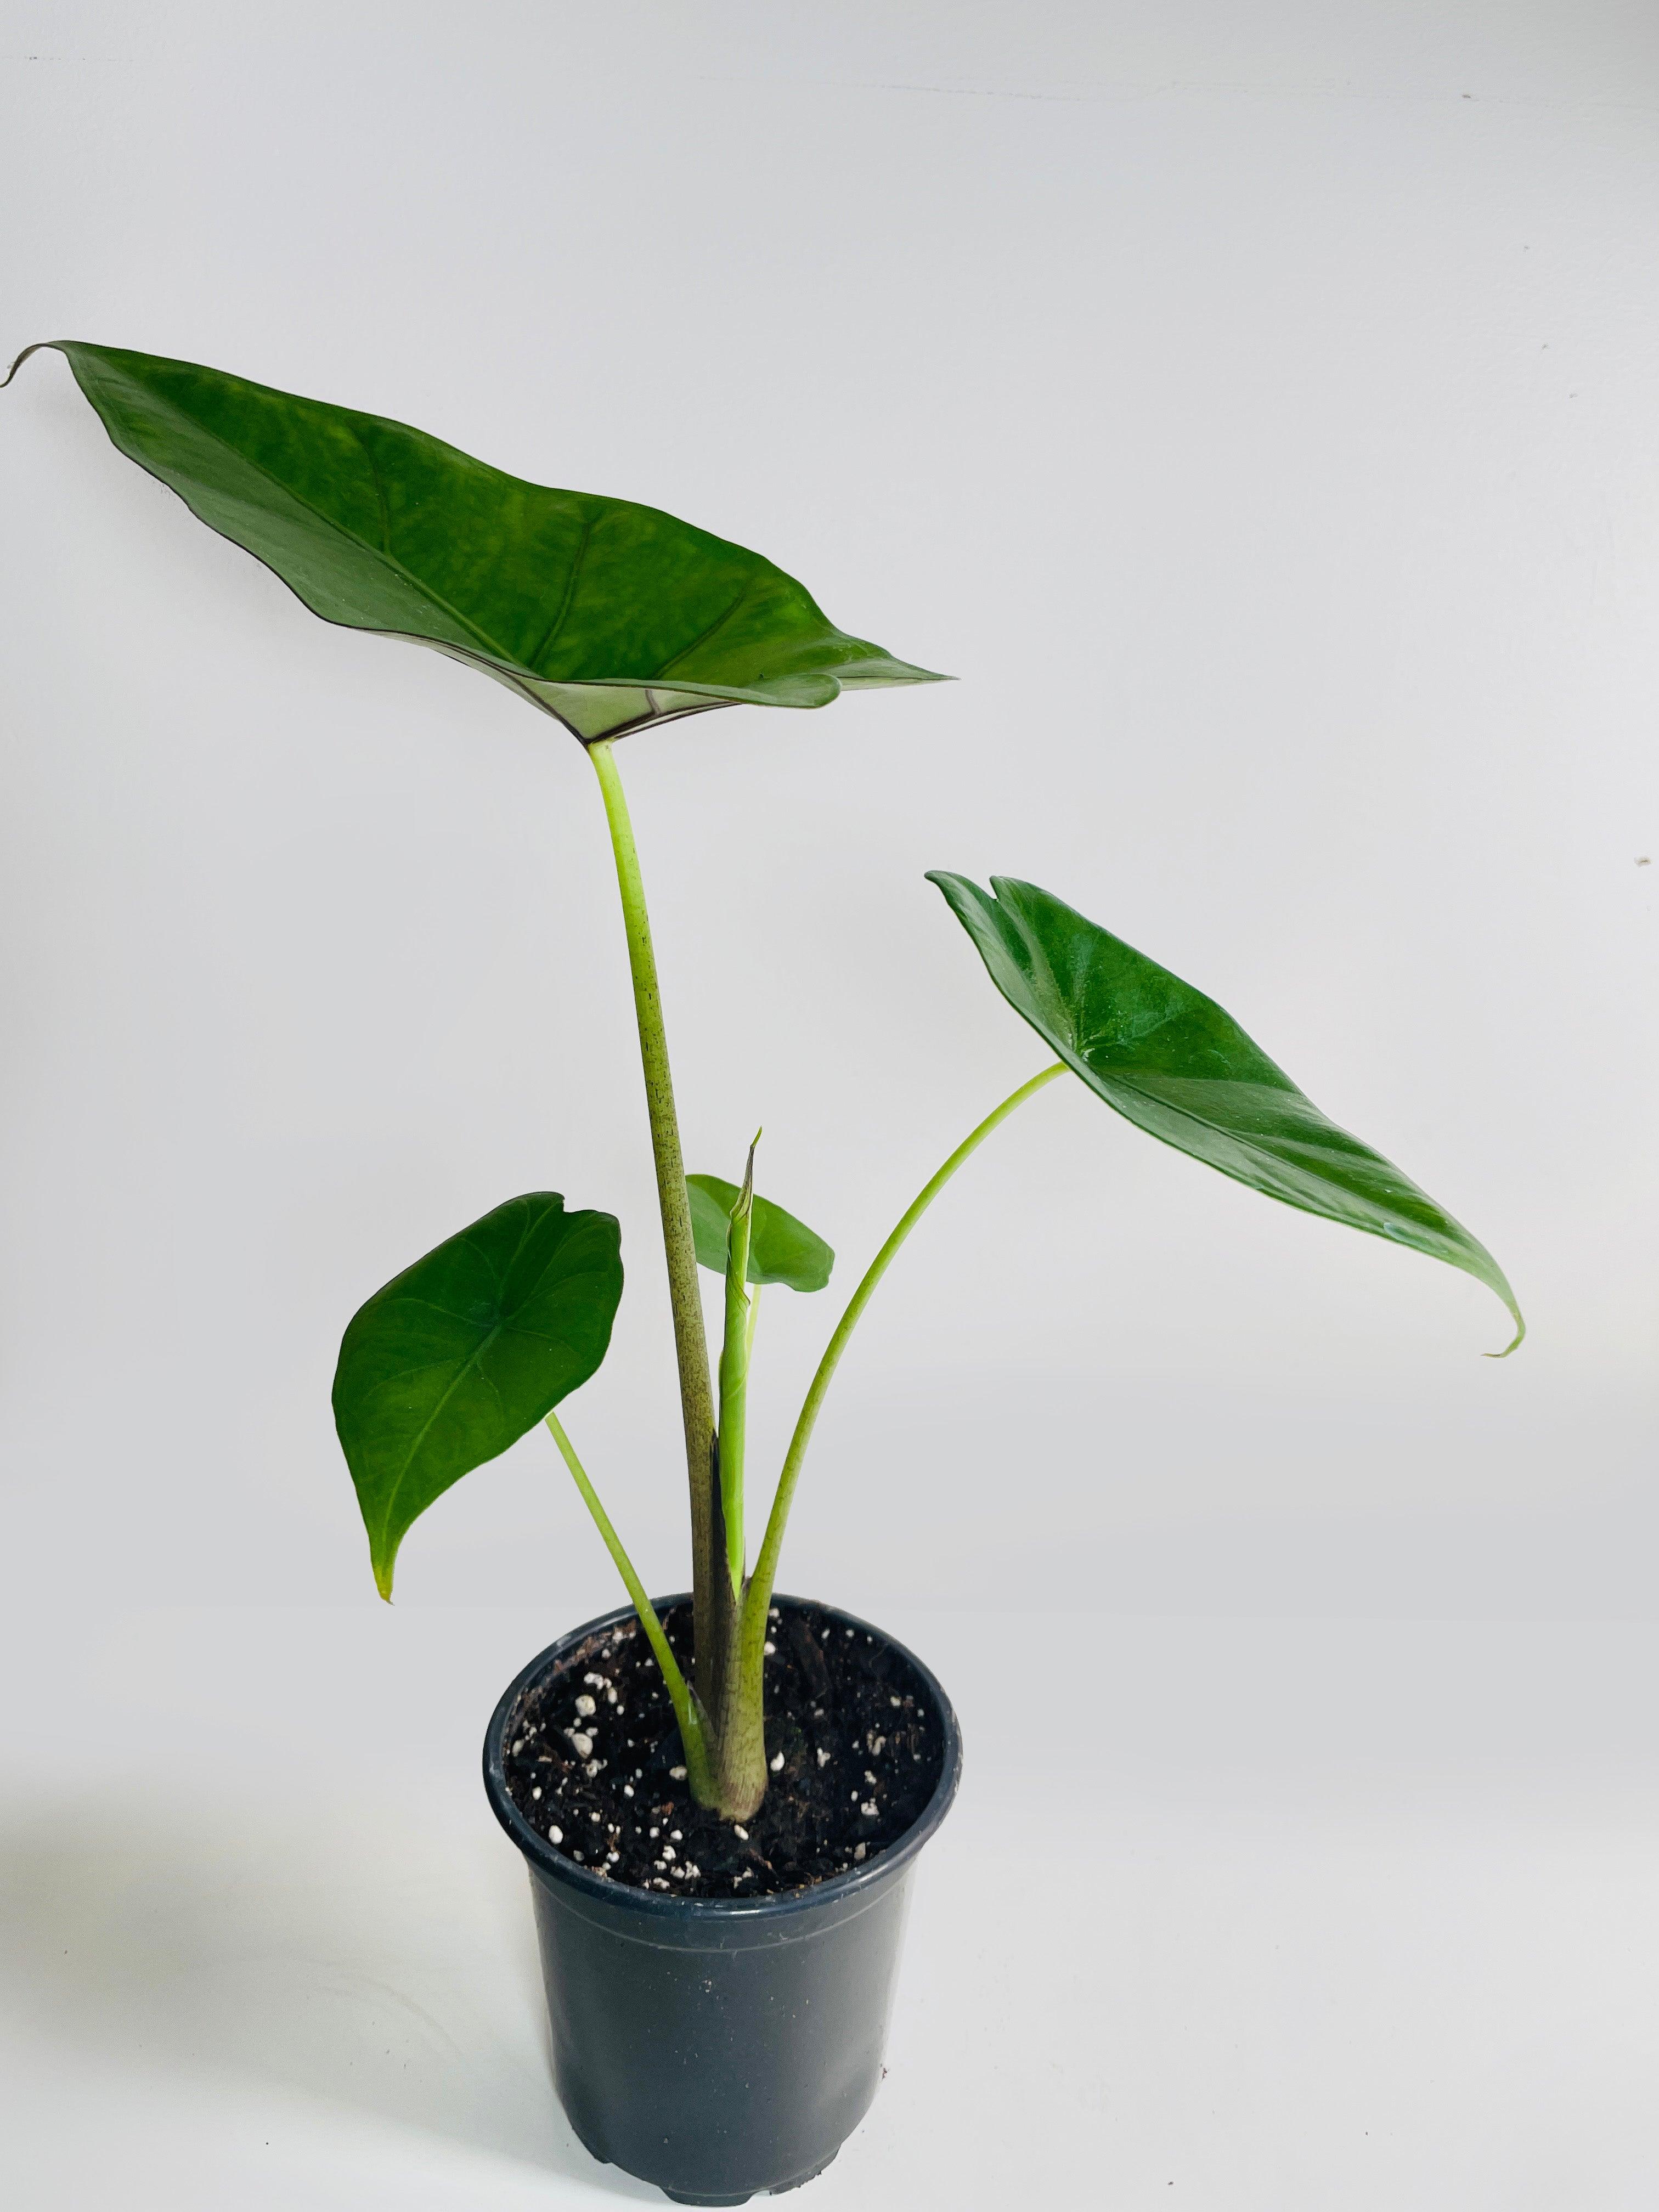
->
[928,872,1522,1352]
[686,1173,834,1291]
[333,1193,623,1597]
[5,341,945,742]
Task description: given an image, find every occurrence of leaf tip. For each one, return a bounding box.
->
[1,341,54,392]
[1483,1308,1526,1359]
[923,867,988,916]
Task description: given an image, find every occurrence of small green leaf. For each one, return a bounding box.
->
[686,1174,834,1292]
[928,872,1523,1353]
[6,341,946,743]
[333,1193,623,1598]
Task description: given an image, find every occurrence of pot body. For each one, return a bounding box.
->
[483,1595,962,2206]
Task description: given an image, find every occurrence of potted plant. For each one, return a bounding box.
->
[6,341,1523,2205]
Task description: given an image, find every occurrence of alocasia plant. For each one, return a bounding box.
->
[6,342,1522,1820]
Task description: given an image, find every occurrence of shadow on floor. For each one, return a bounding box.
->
[0,1790,657,2197]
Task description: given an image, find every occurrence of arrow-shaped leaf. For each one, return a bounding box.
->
[333,1192,624,1598]
[928,872,1522,1352]
[6,341,946,742]
[686,1173,834,1292]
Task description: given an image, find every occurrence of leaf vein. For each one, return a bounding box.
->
[111,374,522,667]
[650,585,751,678]
[376,1323,504,1545]
[527,511,595,673]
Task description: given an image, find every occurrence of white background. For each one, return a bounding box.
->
[2,5,1656,2207]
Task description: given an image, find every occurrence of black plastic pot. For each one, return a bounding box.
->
[483,1593,962,2205]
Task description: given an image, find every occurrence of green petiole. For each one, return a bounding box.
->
[544,1406,716,1804]
[738,1060,1068,1677]
[587,738,727,1701]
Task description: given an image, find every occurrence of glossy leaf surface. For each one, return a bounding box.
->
[686,1174,834,1292]
[334,1193,623,1597]
[7,341,945,742]
[929,872,1522,1351]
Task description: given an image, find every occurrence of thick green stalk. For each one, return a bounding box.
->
[738,1062,1068,1677]
[716,1141,758,1594]
[706,1654,766,1821]
[544,1409,715,1803]
[587,741,725,1699]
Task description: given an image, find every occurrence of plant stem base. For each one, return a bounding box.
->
[498,1596,943,1895]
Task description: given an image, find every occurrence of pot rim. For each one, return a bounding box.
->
[482,1590,962,1925]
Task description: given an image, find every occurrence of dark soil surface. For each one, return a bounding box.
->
[501,1600,946,1899]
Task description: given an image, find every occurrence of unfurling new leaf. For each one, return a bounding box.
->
[716,1142,759,1592]
[928,871,1522,1352]
[332,1193,624,1599]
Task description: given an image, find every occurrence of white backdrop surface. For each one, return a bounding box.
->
[2,5,1656,2207]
